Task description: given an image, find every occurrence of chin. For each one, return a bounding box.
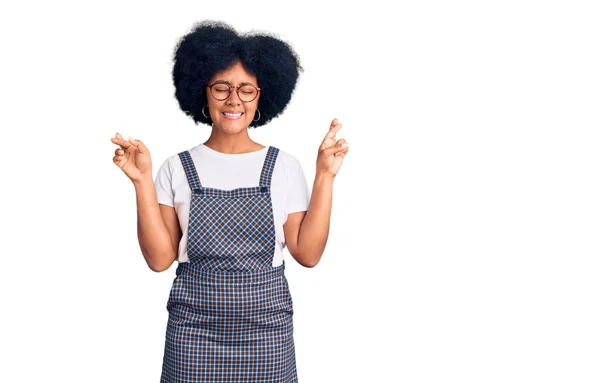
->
[216,120,250,134]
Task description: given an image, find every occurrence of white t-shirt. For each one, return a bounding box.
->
[154,143,310,266]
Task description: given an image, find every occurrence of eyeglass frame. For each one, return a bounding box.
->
[206,81,261,102]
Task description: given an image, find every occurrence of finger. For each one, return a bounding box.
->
[337,147,349,158]
[111,133,132,150]
[325,137,347,151]
[113,155,125,165]
[321,121,343,147]
[128,137,148,154]
[114,148,124,156]
[322,140,349,157]
[326,120,343,137]
[111,138,131,150]
[321,137,346,149]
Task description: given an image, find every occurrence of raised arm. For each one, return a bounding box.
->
[284,118,349,267]
[111,133,181,272]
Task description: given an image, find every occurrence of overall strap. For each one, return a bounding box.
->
[259,146,279,188]
[177,151,202,193]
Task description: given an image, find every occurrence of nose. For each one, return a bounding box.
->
[226,89,242,105]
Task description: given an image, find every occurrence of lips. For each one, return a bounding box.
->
[222,111,244,120]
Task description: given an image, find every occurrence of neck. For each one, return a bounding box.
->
[203,128,263,154]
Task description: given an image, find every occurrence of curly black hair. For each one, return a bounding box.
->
[172,20,302,128]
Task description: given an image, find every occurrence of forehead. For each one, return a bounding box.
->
[209,61,258,85]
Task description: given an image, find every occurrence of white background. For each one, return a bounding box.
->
[1,1,599,382]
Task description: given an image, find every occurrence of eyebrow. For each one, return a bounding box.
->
[212,80,257,87]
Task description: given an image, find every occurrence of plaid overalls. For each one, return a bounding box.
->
[160,146,297,382]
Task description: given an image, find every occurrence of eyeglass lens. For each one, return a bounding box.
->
[211,84,258,102]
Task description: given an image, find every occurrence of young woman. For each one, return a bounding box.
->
[110,20,349,382]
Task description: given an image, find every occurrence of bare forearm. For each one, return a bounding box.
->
[133,176,175,272]
[296,173,334,266]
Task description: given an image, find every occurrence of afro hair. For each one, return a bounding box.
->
[172,20,302,128]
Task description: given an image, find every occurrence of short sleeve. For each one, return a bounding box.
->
[154,158,175,207]
[285,157,310,214]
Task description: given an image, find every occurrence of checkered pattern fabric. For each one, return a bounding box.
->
[160,146,298,382]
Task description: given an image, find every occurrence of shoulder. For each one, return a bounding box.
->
[159,144,204,170]
[273,147,302,167]
[158,153,181,172]
[273,147,304,174]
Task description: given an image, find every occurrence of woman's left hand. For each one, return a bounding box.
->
[317,118,349,178]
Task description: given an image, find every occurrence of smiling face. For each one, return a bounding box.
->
[206,61,260,135]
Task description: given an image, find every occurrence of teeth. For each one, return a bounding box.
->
[224,112,242,116]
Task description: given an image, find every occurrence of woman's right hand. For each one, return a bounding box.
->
[111,132,152,183]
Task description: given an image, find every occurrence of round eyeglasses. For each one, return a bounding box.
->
[207,82,261,102]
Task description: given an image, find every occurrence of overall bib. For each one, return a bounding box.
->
[160,146,297,382]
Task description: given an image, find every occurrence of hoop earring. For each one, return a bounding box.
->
[202,105,211,119]
[253,109,261,122]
